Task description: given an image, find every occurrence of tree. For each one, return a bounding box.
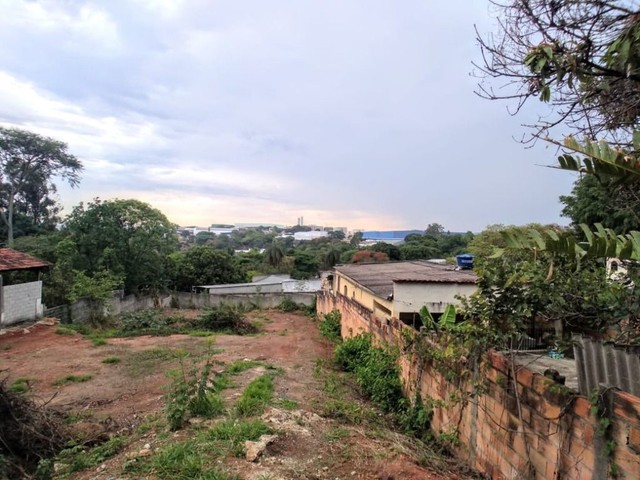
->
[349,231,363,247]
[291,250,319,279]
[560,175,640,234]
[168,246,246,291]
[0,127,82,245]
[265,240,285,268]
[370,242,401,260]
[328,230,346,240]
[476,1,640,145]
[64,199,177,294]
[425,223,445,235]
[351,250,389,264]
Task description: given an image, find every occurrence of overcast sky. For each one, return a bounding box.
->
[0,0,576,231]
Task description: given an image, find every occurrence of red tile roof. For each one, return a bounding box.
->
[0,248,51,272]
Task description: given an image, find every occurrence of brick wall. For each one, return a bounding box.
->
[1,281,43,326]
[318,290,640,479]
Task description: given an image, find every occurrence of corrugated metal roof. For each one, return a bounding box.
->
[334,260,477,297]
[0,248,51,272]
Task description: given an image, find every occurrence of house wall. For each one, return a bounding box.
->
[206,283,283,295]
[332,272,393,319]
[1,281,43,326]
[392,282,476,316]
[318,290,640,480]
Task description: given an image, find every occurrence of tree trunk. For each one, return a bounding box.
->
[6,194,14,247]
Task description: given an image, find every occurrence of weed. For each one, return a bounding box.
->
[197,305,258,335]
[274,398,298,410]
[235,373,276,416]
[202,418,272,457]
[64,410,94,424]
[55,327,76,336]
[55,436,126,474]
[324,426,350,442]
[318,310,341,341]
[225,360,263,375]
[127,439,239,479]
[9,378,30,394]
[321,398,371,424]
[90,336,108,346]
[398,393,433,441]
[102,356,121,364]
[335,334,403,413]
[165,343,224,430]
[52,374,93,386]
[278,297,300,312]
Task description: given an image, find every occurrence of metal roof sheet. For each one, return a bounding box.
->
[334,260,476,297]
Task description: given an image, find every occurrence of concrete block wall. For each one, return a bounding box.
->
[1,281,43,326]
[317,290,640,479]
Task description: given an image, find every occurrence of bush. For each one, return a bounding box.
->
[278,297,300,312]
[334,334,404,413]
[234,373,276,417]
[197,304,258,335]
[319,310,342,341]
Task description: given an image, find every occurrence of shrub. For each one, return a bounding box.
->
[197,304,258,335]
[334,334,404,413]
[319,310,342,341]
[277,297,299,312]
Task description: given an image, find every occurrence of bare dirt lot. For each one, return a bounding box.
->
[0,309,477,480]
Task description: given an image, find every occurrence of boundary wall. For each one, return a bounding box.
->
[318,290,640,479]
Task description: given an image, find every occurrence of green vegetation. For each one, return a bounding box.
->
[202,419,272,457]
[234,373,276,417]
[102,356,121,364]
[54,436,126,476]
[318,310,341,342]
[9,378,30,394]
[52,374,93,386]
[55,327,75,336]
[274,398,298,410]
[224,359,264,375]
[165,344,225,430]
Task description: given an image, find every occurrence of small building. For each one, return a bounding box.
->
[0,248,51,326]
[194,274,321,295]
[328,260,476,329]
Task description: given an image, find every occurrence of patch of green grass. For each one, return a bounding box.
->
[321,398,371,424]
[102,356,121,364]
[64,410,94,424]
[234,373,276,417]
[224,360,264,375]
[324,426,351,442]
[274,398,298,410]
[201,419,272,457]
[9,378,30,393]
[90,336,108,346]
[55,327,76,336]
[125,439,240,479]
[56,436,126,474]
[52,374,93,386]
[127,347,175,377]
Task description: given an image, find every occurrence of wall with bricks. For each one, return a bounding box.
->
[318,290,640,479]
[1,281,43,326]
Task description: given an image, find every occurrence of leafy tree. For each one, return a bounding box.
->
[476,0,640,145]
[168,246,247,291]
[560,175,640,234]
[351,250,389,264]
[328,230,346,240]
[194,231,214,245]
[291,250,319,279]
[63,198,177,294]
[264,240,285,268]
[425,223,445,235]
[323,247,341,269]
[0,127,82,245]
[349,231,363,247]
[370,242,401,261]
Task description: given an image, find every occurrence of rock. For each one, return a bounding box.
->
[245,434,278,462]
[137,448,151,457]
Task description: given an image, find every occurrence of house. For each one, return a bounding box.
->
[194,274,321,295]
[328,260,476,328]
[0,248,51,326]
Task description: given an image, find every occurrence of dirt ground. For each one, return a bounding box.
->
[0,310,477,480]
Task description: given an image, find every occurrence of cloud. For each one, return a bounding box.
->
[0,0,576,232]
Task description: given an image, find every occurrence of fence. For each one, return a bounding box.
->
[573,334,640,396]
[43,291,316,324]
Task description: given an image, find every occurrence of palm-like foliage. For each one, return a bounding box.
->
[265,240,285,268]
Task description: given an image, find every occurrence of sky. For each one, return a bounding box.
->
[0,0,577,232]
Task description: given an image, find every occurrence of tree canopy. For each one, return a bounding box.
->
[476,0,640,145]
[63,198,177,294]
[0,127,82,245]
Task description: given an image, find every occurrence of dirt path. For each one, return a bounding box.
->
[0,310,476,480]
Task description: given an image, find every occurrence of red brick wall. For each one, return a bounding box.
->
[317,291,640,479]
